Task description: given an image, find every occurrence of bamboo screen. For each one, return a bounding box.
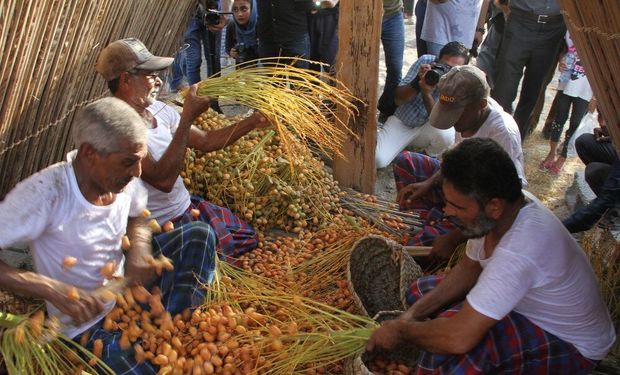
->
[0,0,193,198]
[559,0,620,153]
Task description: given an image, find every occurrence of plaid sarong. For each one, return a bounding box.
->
[72,221,217,374]
[406,275,598,374]
[172,196,258,259]
[393,152,455,246]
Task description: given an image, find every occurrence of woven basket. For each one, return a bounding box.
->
[347,235,423,318]
[344,311,417,375]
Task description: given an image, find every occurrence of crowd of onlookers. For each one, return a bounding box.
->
[169,0,617,237]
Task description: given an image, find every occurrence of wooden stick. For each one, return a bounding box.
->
[403,246,432,257]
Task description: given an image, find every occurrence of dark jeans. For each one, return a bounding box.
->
[378,11,405,117]
[575,133,618,196]
[415,0,428,57]
[491,11,566,140]
[308,8,339,73]
[175,17,221,85]
[258,34,310,69]
[549,91,589,157]
[404,0,414,14]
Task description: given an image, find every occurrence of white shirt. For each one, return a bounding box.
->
[0,151,148,338]
[144,101,192,224]
[456,98,528,186]
[421,0,483,48]
[465,197,616,360]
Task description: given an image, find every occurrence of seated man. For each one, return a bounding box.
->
[367,138,616,374]
[376,41,469,168]
[393,65,525,256]
[0,98,217,373]
[96,38,269,259]
[564,115,620,233]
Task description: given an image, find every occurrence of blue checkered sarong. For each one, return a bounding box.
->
[406,275,598,374]
[72,221,217,374]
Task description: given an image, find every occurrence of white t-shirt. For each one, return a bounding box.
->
[144,101,192,224]
[558,32,593,102]
[456,98,528,186]
[421,0,483,48]
[0,151,148,338]
[465,197,616,360]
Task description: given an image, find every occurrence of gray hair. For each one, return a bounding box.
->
[72,97,147,153]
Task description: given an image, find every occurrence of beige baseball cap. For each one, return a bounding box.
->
[429,65,490,130]
[95,38,174,81]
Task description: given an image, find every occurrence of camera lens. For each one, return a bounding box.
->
[424,70,441,86]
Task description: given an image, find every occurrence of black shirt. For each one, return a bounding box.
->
[257,0,312,44]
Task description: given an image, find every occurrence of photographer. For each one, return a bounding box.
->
[170,0,229,94]
[226,0,258,65]
[375,41,469,169]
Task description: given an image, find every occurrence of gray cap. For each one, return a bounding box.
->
[429,65,490,130]
[95,38,174,81]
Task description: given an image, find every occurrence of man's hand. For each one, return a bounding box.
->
[229,48,239,59]
[181,85,212,126]
[365,320,408,353]
[417,64,436,95]
[558,61,568,72]
[594,127,610,142]
[431,231,465,261]
[396,181,432,209]
[50,284,106,326]
[249,111,269,129]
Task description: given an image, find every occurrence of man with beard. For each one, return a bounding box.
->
[393,65,525,259]
[366,138,615,374]
[96,38,269,260]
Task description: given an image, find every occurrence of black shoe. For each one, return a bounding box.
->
[377,112,389,124]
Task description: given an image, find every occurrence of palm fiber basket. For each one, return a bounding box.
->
[344,310,418,375]
[347,235,423,318]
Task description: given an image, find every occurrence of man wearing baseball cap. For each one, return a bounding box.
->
[393,65,525,261]
[96,38,268,260]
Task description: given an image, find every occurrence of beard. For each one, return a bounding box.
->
[451,211,497,239]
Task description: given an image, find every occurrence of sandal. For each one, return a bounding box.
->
[538,158,555,171]
[547,159,565,175]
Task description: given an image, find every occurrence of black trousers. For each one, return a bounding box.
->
[575,133,618,196]
[549,91,589,157]
[491,11,566,140]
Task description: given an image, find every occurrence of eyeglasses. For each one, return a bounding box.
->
[129,69,160,81]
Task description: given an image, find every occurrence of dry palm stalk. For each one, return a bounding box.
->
[190,58,361,160]
[341,188,424,236]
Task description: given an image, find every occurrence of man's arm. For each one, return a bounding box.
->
[188,111,268,152]
[396,169,443,209]
[394,57,433,106]
[141,85,211,193]
[367,255,493,355]
[0,260,105,325]
[367,302,498,354]
[124,216,156,286]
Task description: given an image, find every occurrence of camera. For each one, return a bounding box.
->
[410,62,452,90]
[205,9,233,26]
[233,43,247,63]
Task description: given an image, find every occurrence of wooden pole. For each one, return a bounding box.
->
[332,0,382,193]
